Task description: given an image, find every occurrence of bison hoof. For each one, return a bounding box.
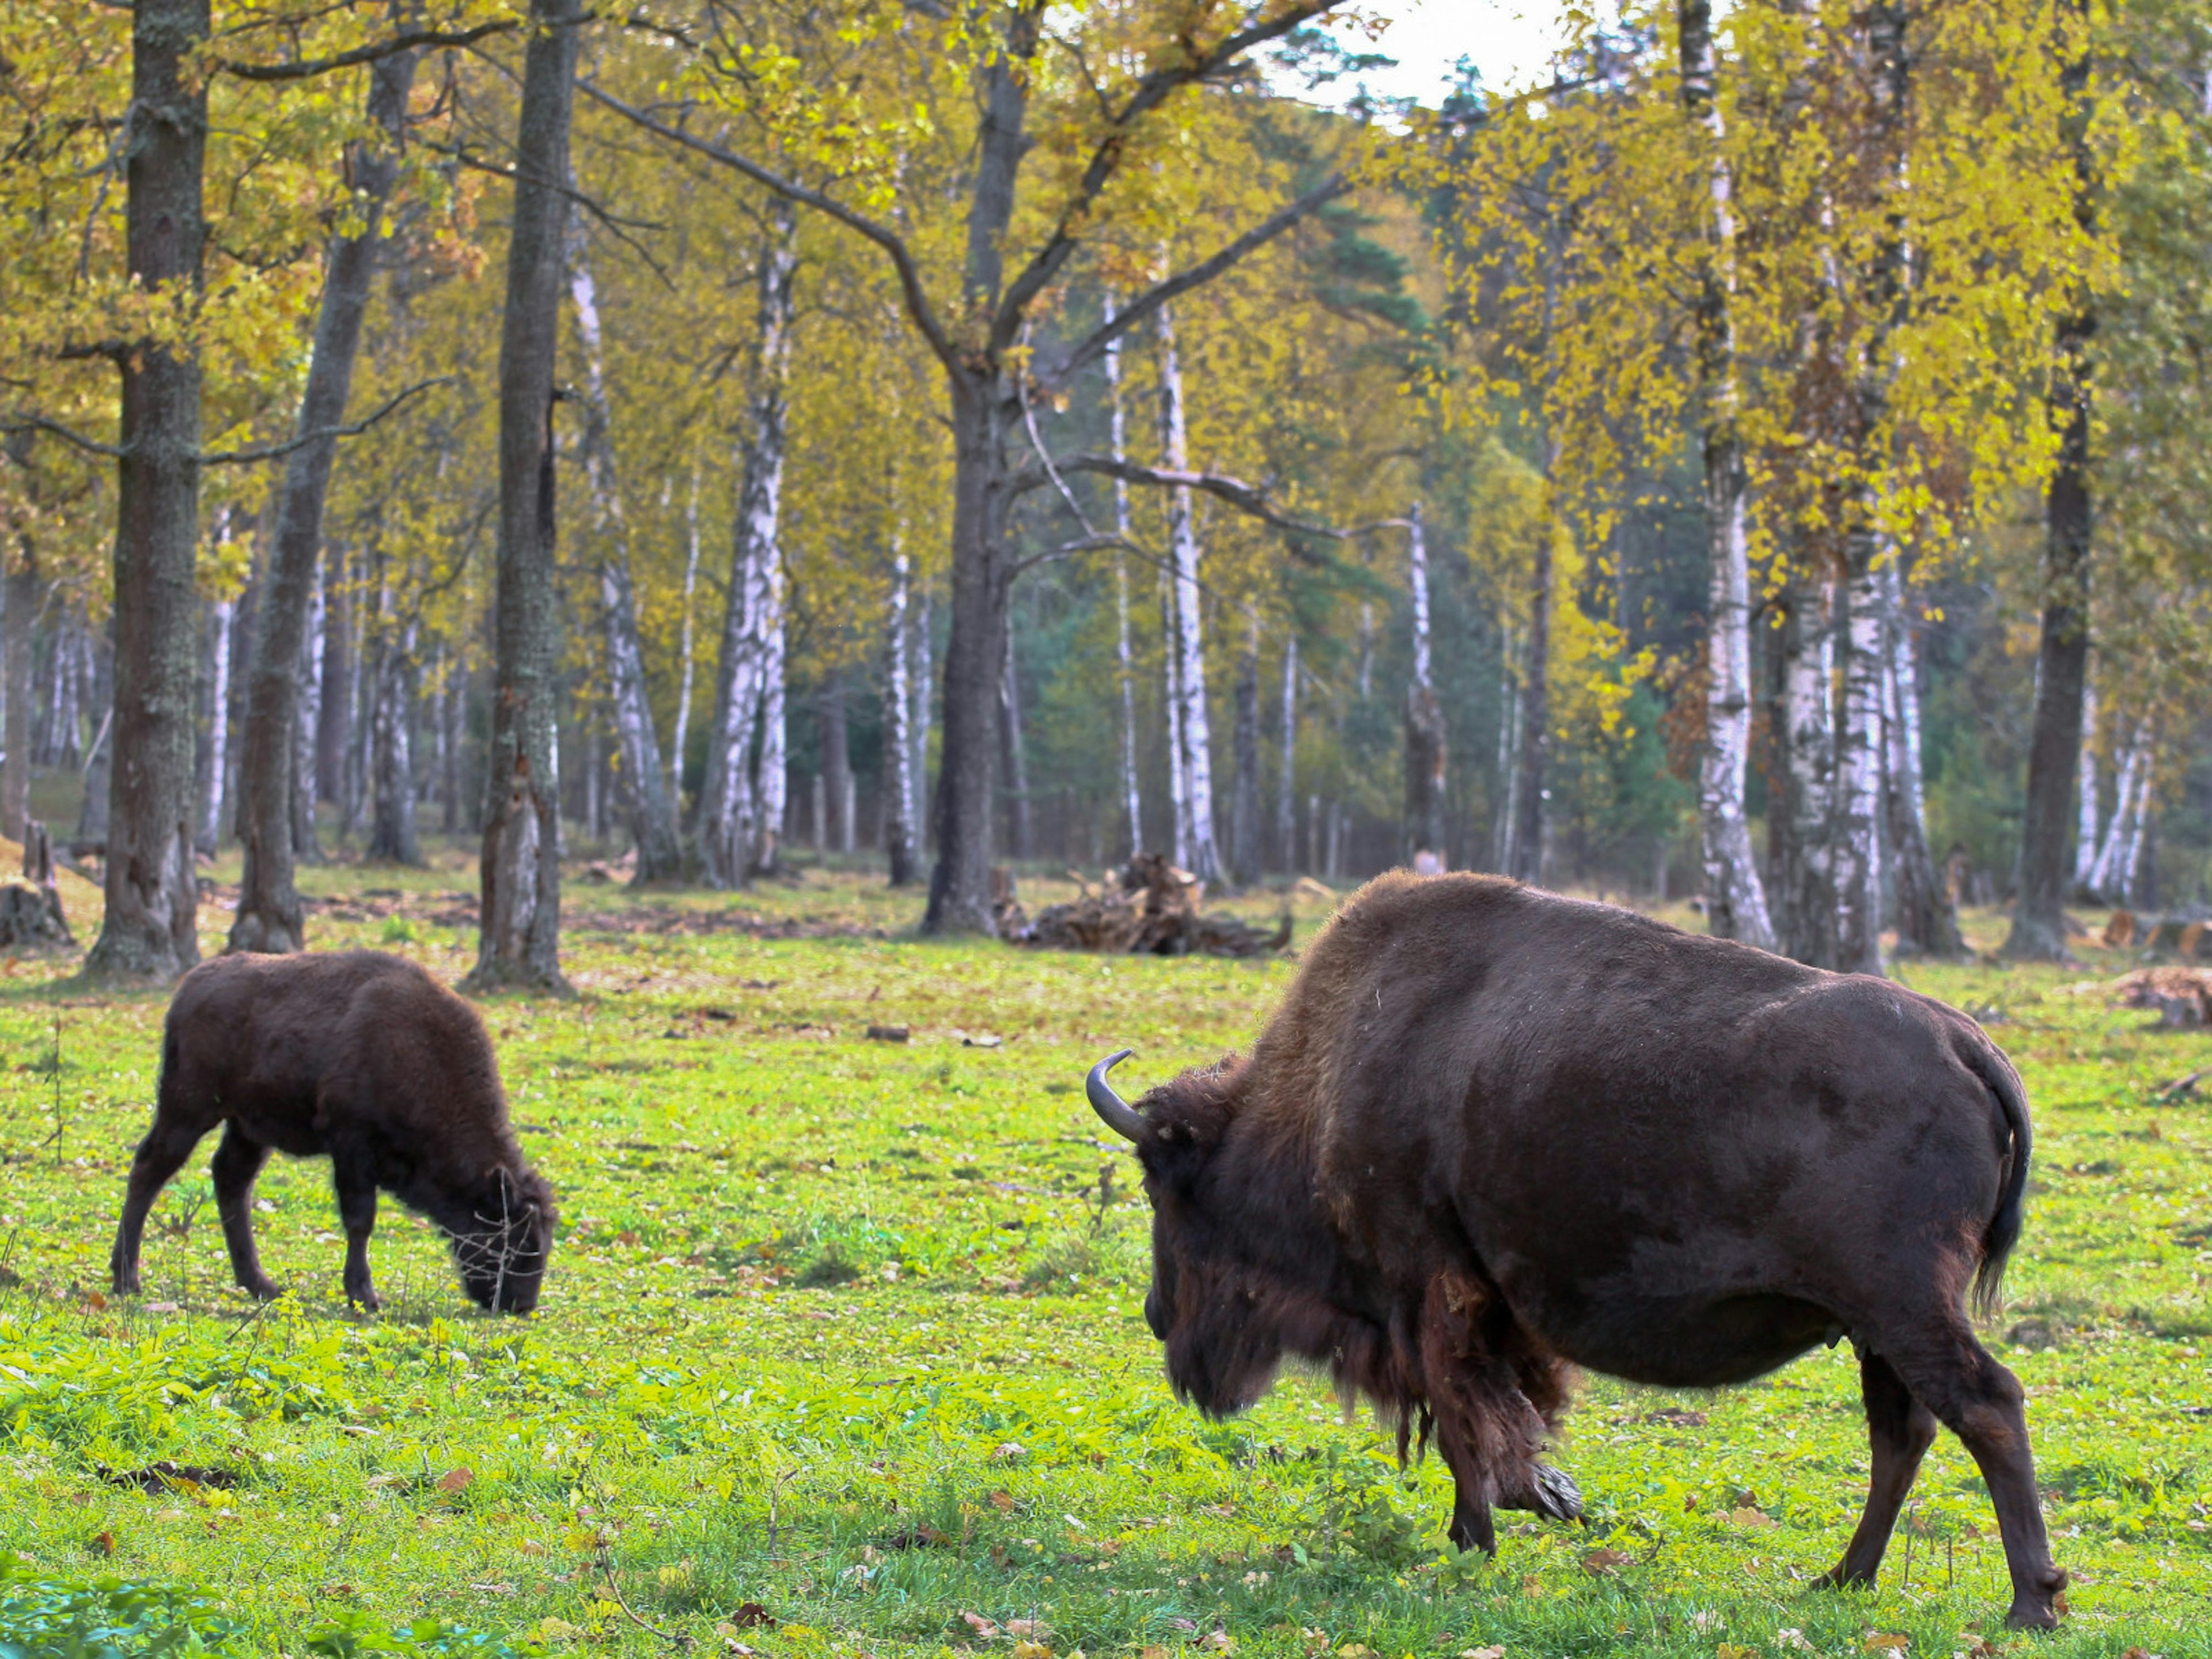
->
[2005,1600,2061,1631]
[1531,1463,1582,1522]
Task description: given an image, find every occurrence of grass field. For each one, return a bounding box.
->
[2,855,2210,1658]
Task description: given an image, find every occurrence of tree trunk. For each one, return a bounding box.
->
[441,654,466,835]
[316,540,352,809]
[567,235,680,881]
[1277,632,1297,873]
[1509,519,1554,887]
[1161,571,1188,866]
[922,368,1021,931]
[912,581,932,854]
[1231,613,1260,886]
[2073,667,2099,893]
[1403,502,1446,868]
[821,668,853,855]
[670,462,702,810]
[1,547,34,843]
[194,592,233,856]
[1832,554,1887,975]
[1774,572,1839,967]
[2005,0,2094,961]
[1104,296,1143,862]
[1494,628,1521,872]
[1679,0,1776,950]
[85,0,209,984]
[884,540,917,885]
[1157,300,1221,883]
[1881,560,1963,957]
[2086,721,2145,897]
[366,544,421,866]
[465,0,581,996]
[999,633,1031,860]
[341,547,370,841]
[77,627,113,847]
[701,200,797,887]
[291,562,324,864]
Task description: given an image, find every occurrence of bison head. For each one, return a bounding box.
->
[449,1165,557,1314]
[1090,1050,1336,1418]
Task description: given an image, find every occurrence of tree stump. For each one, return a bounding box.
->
[0,821,73,952]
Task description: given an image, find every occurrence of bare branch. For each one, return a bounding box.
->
[1041,171,1349,389]
[576,79,957,372]
[1035,454,1395,541]
[200,377,449,465]
[0,415,123,459]
[989,0,1344,353]
[219,19,518,81]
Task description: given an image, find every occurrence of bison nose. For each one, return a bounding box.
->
[1145,1289,1167,1339]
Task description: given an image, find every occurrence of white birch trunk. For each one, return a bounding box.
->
[567,239,679,880]
[912,581,931,848]
[702,200,797,885]
[293,564,323,860]
[1104,294,1142,860]
[2089,723,2147,897]
[1157,298,1220,883]
[2073,669,2099,891]
[1495,633,1522,874]
[1781,577,1838,964]
[755,548,787,873]
[197,594,233,855]
[1162,572,1188,868]
[884,538,917,884]
[1834,558,1887,974]
[2118,748,2154,903]
[671,461,702,810]
[1681,0,1777,950]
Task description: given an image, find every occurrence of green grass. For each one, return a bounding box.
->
[2,855,2210,1657]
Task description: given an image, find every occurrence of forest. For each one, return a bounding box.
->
[3,0,2202,980]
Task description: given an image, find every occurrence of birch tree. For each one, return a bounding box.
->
[567,234,680,881]
[1403,502,1446,866]
[1157,298,1222,884]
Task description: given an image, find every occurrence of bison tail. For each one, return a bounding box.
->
[1961,1037,2032,1320]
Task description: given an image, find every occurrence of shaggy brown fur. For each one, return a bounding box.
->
[1091,872,2066,1630]
[109,950,555,1314]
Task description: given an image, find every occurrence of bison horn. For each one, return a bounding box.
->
[1086,1049,1146,1141]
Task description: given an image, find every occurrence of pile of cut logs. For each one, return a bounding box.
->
[1000,853,1290,958]
[0,821,73,952]
[2103,909,2212,956]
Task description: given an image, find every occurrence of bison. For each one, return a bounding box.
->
[1088,873,2066,1630]
[109,950,555,1315]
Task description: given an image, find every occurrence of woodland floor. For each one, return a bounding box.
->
[0,849,2209,1658]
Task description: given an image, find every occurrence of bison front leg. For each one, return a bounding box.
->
[211,1124,282,1301]
[330,1152,382,1312]
[1821,1349,1936,1591]
[109,1116,207,1297]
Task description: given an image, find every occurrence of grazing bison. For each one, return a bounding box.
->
[110,950,555,1314]
[1088,873,2066,1630]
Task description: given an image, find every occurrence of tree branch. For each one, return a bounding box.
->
[0,415,124,459]
[1031,454,1391,541]
[1040,171,1349,389]
[218,19,518,81]
[575,79,957,372]
[200,377,449,465]
[989,0,1345,354]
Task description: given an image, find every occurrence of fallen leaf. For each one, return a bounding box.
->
[84,1290,108,1311]
[1865,1637,1910,1654]
[962,1612,1003,1641]
[729,1602,776,1628]
[1717,1646,1759,1659]
[988,1491,1016,1511]
[1336,1647,1374,1658]
[1202,1633,1233,1654]
[711,1627,756,1657]
[1581,1548,1634,1575]
[435,1467,474,1494]
[1726,1506,1772,1529]
[989,1442,1026,1463]
[1139,1648,1171,1659]
[537,1617,582,1642]
[1459,1647,1504,1659]
[90,1531,113,1556]
[1011,1643,1051,1659]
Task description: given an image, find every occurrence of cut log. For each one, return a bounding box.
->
[1005,852,1289,958]
[0,820,73,952]
[2102,910,2212,956]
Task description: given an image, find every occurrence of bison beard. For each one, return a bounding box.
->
[109,950,556,1315]
[1092,872,2068,1631]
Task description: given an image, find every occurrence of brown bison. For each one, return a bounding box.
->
[110,950,555,1314]
[1088,873,2066,1630]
